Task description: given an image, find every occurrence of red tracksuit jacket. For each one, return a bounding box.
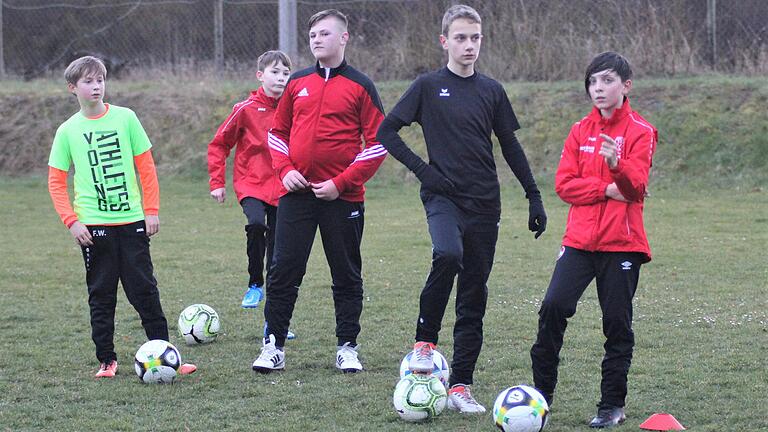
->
[208,87,283,206]
[556,100,657,262]
[268,60,386,202]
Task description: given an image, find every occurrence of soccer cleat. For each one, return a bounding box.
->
[242,284,264,308]
[95,360,118,378]
[447,384,486,413]
[178,363,197,375]
[335,342,363,373]
[252,334,285,373]
[408,341,436,373]
[589,406,626,428]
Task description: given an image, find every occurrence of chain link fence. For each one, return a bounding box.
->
[1,0,767,81]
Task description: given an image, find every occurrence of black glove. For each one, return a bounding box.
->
[415,165,456,195]
[528,198,547,239]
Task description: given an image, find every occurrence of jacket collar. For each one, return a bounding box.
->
[588,97,632,126]
[249,86,279,108]
[314,59,348,80]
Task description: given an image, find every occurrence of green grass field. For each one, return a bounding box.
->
[0,177,765,431]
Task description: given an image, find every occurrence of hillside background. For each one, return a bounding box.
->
[1,76,766,189]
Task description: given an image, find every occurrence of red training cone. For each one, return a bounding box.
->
[639,413,686,430]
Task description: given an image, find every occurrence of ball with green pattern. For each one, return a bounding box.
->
[393,373,447,422]
[178,304,220,345]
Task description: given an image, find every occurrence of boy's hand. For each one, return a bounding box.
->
[145,215,160,236]
[528,199,547,239]
[605,183,629,202]
[210,187,226,203]
[283,170,310,192]
[599,134,619,169]
[311,180,340,201]
[69,221,93,246]
[416,165,456,195]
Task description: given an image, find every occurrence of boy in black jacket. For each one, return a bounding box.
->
[377,4,546,413]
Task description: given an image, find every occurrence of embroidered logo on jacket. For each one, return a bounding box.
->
[297,87,309,97]
[439,88,450,97]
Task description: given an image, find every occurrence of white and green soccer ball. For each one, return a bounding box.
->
[178,304,220,345]
[134,339,181,384]
[393,373,447,422]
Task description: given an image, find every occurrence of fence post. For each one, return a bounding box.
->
[214,0,224,71]
[0,1,5,79]
[279,0,298,62]
[706,0,717,69]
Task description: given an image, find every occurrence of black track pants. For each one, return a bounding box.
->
[241,197,277,287]
[264,193,364,348]
[530,246,643,407]
[416,193,499,386]
[81,220,168,363]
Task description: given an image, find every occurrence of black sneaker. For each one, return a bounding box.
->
[589,406,626,428]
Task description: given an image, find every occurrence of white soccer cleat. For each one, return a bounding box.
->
[335,342,363,373]
[252,334,285,373]
[408,341,435,373]
[447,384,486,413]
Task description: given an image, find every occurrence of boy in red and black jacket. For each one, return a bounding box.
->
[207,51,292,312]
[530,51,657,428]
[252,9,386,374]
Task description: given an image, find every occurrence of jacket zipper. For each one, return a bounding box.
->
[309,68,331,183]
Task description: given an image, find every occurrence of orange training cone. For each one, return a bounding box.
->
[639,413,686,431]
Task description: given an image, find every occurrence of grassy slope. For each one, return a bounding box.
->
[0,178,765,431]
[1,75,767,189]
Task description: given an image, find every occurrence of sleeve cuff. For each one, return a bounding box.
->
[64,216,78,228]
[331,175,348,194]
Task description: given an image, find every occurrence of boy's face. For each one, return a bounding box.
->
[257,61,291,98]
[588,69,632,114]
[309,17,348,64]
[68,73,105,106]
[440,18,482,68]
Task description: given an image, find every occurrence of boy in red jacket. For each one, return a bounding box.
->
[252,9,386,374]
[207,51,294,315]
[530,52,657,428]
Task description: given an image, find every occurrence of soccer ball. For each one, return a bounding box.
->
[134,339,181,384]
[492,385,550,432]
[398,349,450,388]
[393,374,447,422]
[178,304,220,345]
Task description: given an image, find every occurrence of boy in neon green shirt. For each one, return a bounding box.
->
[48,56,195,378]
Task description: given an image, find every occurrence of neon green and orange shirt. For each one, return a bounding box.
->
[48,104,154,225]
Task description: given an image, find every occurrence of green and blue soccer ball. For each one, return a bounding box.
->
[134,339,181,384]
[178,304,220,345]
[393,373,447,422]
[492,385,550,432]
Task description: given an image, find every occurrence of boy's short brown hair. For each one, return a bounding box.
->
[64,56,107,85]
[308,9,348,31]
[257,50,292,72]
[441,4,481,36]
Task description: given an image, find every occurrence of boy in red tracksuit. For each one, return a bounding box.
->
[530,52,657,428]
[252,9,386,374]
[207,51,292,312]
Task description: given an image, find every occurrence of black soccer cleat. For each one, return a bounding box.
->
[589,406,626,428]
